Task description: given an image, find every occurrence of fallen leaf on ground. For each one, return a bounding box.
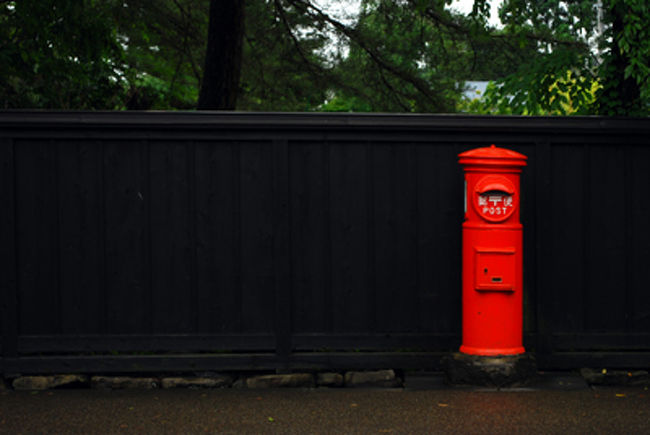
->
[268,417,275,422]
[438,403,449,407]
[616,394,626,398]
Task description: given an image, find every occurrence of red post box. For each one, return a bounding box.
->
[458,145,527,356]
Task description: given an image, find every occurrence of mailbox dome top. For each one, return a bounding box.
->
[459,144,527,168]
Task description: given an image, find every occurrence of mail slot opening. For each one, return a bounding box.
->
[475,249,515,291]
[481,190,510,197]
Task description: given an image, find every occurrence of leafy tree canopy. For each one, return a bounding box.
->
[0,0,648,115]
[0,0,124,109]
[476,0,650,115]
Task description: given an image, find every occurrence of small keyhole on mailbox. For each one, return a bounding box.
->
[491,277,503,283]
[484,268,488,274]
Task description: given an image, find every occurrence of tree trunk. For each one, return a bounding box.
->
[197,0,245,110]
[597,3,642,115]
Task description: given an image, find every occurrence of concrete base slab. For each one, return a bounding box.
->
[442,352,537,388]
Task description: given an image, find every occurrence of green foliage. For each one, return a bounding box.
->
[0,0,206,110]
[463,72,599,115]
[330,0,462,112]
[114,0,207,109]
[593,0,650,115]
[0,0,125,109]
[313,0,526,112]
[481,0,650,116]
[1,0,647,115]
[237,0,330,111]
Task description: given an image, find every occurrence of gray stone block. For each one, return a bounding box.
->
[317,372,344,387]
[245,373,315,389]
[161,376,232,389]
[344,370,402,388]
[91,376,159,390]
[12,375,89,391]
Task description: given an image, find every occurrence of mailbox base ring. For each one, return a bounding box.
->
[460,344,525,356]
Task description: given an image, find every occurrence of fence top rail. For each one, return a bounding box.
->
[1,111,649,136]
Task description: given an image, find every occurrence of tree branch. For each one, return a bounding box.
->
[287,0,448,110]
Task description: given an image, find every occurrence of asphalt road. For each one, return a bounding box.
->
[1,384,648,434]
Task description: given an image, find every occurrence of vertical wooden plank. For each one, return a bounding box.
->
[290,143,329,333]
[0,138,18,360]
[515,142,537,336]
[273,139,292,362]
[584,145,626,331]
[188,142,199,334]
[365,143,377,334]
[323,143,333,333]
[240,142,275,332]
[195,142,241,333]
[15,140,60,334]
[373,144,418,332]
[624,143,633,333]
[104,141,150,334]
[533,141,552,354]
[150,141,193,333]
[629,144,650,331]
[548,145,585,333]
[329,143,370,332]
[57,140,105,334]
[416,145,436,333]
[417,144,462,334]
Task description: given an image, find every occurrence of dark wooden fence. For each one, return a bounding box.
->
[1,112,649,374]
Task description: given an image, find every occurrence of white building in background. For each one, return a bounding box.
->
[462,81,489,101]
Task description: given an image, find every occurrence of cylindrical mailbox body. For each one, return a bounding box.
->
[458,145,527,356]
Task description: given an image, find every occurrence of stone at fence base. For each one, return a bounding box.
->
[317,373,344,387]
[12,375,89,391]
[580,368,650,386]
[245,373,315,389]
[161,376,232,389]
[91,376,159,390]
[344,370,402,388]
[443,352,537,387]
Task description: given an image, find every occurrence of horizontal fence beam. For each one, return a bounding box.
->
[292,333,459,351]
[5,350,650,375]
[551,333,650,351]
[538,352,650,370]
[18,334,276,355]
[1,112,649,141]
[18,333,460,354]
[16,333,545,354]
[2,354,280,375]
[2,352,446,375]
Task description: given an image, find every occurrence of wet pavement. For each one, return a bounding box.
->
[0,375,648,434]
